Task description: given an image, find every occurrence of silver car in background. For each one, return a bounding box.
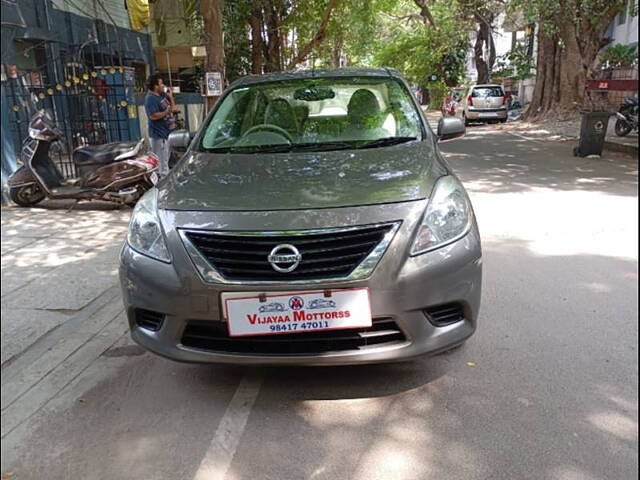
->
[119,68,482,365]
[461,84,508,125]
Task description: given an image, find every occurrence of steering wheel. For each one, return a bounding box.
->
[242,124,294,143]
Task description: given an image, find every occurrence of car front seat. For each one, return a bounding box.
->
[264,98,299,137]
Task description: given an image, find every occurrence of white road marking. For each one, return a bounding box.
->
[193,374,263,480]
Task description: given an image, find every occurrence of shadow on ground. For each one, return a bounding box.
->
[441,128,638,197]
[10,240,637,480]
[2,127,638,480]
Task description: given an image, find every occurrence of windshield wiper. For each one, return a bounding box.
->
[289,142,355,152]
[206,142,356,153]
[355,136,418,149]
[204,137,416,154]
[205,143,293,153]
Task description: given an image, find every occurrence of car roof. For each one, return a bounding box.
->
[229,67,403,89]
[472,84,504,88]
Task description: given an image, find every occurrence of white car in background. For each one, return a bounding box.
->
[460,84,508,125]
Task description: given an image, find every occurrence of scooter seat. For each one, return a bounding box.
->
[73,141,139,166]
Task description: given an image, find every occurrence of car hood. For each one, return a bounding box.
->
[158,141,444,211]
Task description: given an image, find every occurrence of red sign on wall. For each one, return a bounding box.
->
[586,79,639,91]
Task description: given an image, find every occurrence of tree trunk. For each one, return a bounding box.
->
[201,0,225,109]
[249,4,264,74]
[473,11,495,85]
[263,1,283,72]
[526,27,608,120]
[525,3,623,120]
[474,25,490,84]
[331,34,343,68]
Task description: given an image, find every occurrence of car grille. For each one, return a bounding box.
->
[180,317,406,355]
[182,224,395,282]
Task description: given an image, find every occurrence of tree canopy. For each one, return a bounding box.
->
[185,0,634,118]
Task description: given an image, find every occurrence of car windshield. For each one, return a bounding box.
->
[199,76,423,153]
[472,87,504,98]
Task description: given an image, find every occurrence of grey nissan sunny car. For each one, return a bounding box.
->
[119,68,482,365]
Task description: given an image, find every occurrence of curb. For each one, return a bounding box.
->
[604,140,639,155]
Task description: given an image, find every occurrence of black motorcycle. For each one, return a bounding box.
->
[614,96,639,137]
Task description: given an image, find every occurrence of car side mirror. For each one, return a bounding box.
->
[437,117,466,142]
[168,129,191,151]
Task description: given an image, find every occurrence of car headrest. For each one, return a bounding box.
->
[347,89,382,126]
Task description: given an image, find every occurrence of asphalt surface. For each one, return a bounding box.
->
[2,125,638,480]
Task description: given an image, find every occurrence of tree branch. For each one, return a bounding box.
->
[383,12,424,26]
[287,0,339,68]
[413,0,438,30]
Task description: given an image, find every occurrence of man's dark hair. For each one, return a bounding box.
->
[146,74,162,91]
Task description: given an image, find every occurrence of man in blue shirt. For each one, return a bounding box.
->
[144,74,175,177]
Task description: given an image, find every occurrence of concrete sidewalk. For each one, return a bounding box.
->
[1,202,130,366]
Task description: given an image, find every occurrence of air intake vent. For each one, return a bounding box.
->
[180,317,406,355]
[135,309,165,331]
[424,303,465,326]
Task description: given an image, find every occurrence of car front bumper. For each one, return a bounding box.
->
[119,200,482,365]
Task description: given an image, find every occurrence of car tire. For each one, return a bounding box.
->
[463,115,470,127]
[500,118,508,124]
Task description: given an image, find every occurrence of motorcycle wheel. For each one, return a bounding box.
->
[615,119,632,137]
[10,184,46,207]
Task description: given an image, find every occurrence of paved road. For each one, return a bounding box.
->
[1,126,637,480]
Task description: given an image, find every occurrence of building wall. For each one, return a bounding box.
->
[0,0,155,197]
[51,0,133,31]
[609,2,639,46]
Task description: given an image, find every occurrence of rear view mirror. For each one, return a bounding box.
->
[168,129,191,151]
[294,86,335,101]
[437,117,466,142]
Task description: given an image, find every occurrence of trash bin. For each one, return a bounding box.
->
[574,111,612,157]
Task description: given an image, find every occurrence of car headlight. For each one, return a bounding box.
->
[411,175,472,255]
[127,189,171,262]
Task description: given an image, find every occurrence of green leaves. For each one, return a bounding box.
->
[600,44,639,69]
[371,1,470,86]
[494,43,536,81]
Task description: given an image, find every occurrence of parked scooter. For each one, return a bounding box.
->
[8,110,159,207]
[614,96,639,137]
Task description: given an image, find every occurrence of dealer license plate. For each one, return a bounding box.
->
[222,288,372,337]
